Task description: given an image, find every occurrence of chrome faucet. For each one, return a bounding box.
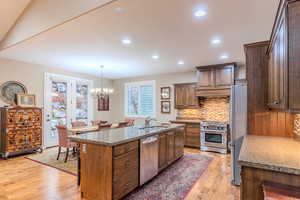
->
[145,117,156,128]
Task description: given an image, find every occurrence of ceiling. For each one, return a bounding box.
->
[0,0,31,41]
[0,0,280,79]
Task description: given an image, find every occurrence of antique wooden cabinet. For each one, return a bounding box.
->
[0,107,43,158]
[267,0,300,112]
[174,83,199,109]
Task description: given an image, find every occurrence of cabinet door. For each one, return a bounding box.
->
[158,134,167,170]
[185,124,200,148]
[186,85,198,107]
[197,69,214,89]
[175,127,184,159]
[268,15,287,110]
[166,131,175,164]
[175,87,186,108]
[174,83,199,109]
[215,65,234,88]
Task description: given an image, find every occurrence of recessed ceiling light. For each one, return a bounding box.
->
[220,54,229,59]
[122,38,132,45]
[152,55,159,60]
[194,9,207,17]
[211,38,221,45]
[178,60,185,65]
[115,7,124,12]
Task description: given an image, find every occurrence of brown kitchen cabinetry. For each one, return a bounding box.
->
[166,131,175,164]
[174,83,199,109]
[158,129,184,171]
[170,121,200,148]
[158,134,167,170]
[185,123,201,148]
[267,0,300,112]
[175,127,185,159]
[196,63,236,90]
[267,8,288,110]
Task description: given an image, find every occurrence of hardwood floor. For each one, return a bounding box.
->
[0,148,239,200]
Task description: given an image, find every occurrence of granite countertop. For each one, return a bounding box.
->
[170,119,202,124]
[238,135,300,175]
[68,124,185,146]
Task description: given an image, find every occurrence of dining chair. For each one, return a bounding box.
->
[99,123,112,131]
[118,122,130,128]
[125,118,135,126]
[91,120,108,126]
[71,121,87,128]
[56,125,77,163]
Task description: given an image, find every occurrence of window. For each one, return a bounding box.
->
[125,80,156,118]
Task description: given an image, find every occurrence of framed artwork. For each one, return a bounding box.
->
[0,81,28,105]
[98,95,109,111]
[161,101,171,114]
[16,94,36,107]
[161,87,171,99]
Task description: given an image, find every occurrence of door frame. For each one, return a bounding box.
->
[43,72,94,148]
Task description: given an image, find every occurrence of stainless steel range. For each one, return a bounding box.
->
[200,121,229,154]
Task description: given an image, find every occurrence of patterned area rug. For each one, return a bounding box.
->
[25,147,77,176]
[25,150,213,200]
[124,152,213,200]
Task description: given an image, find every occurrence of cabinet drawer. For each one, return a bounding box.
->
[113,149,139,178]
[113,141,138,157]
[113,167,139,200]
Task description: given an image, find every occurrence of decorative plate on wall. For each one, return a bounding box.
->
[0,81,28,105]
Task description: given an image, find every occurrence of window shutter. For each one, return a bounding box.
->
[140,85,154,117]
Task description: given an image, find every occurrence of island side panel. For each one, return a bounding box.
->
[241,166,300,200]
[80,143,113,200]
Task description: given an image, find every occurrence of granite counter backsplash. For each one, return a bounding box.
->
[177,97,229,122]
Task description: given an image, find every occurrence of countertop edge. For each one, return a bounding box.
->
[238,135,300,176]
[68,125,185,147]
[238,160,300,175]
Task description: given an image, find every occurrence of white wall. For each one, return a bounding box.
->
[111,71,198,124]
[0,57,113,121]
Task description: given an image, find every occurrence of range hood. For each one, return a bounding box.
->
[195,88,230,97]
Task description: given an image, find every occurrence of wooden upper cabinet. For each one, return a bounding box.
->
[267,0,300,112]
[196,69,214,89]
[267,10,288,110]
[174,83,199,109]
[196,63,236,90]
[215,65,235,88]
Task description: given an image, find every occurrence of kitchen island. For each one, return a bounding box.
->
[69,124,185,200]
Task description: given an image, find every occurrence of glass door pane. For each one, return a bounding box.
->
[76,83,89,124]
[51,81,68,137]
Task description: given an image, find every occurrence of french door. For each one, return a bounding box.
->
[44,73,93,148]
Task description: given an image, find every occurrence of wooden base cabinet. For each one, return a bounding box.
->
[158,128,184,171]
[241,166,300,200]
[0,107,43,158]
[80,141,139,200]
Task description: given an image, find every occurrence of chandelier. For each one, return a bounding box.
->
[91,65,114,99]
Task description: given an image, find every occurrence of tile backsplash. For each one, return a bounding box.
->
[294,114,300,137]
[177,97,230,122]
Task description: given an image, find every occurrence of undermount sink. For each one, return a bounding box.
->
[139,125,169,130]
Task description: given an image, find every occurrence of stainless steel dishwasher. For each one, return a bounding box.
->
[140,135,159,185]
